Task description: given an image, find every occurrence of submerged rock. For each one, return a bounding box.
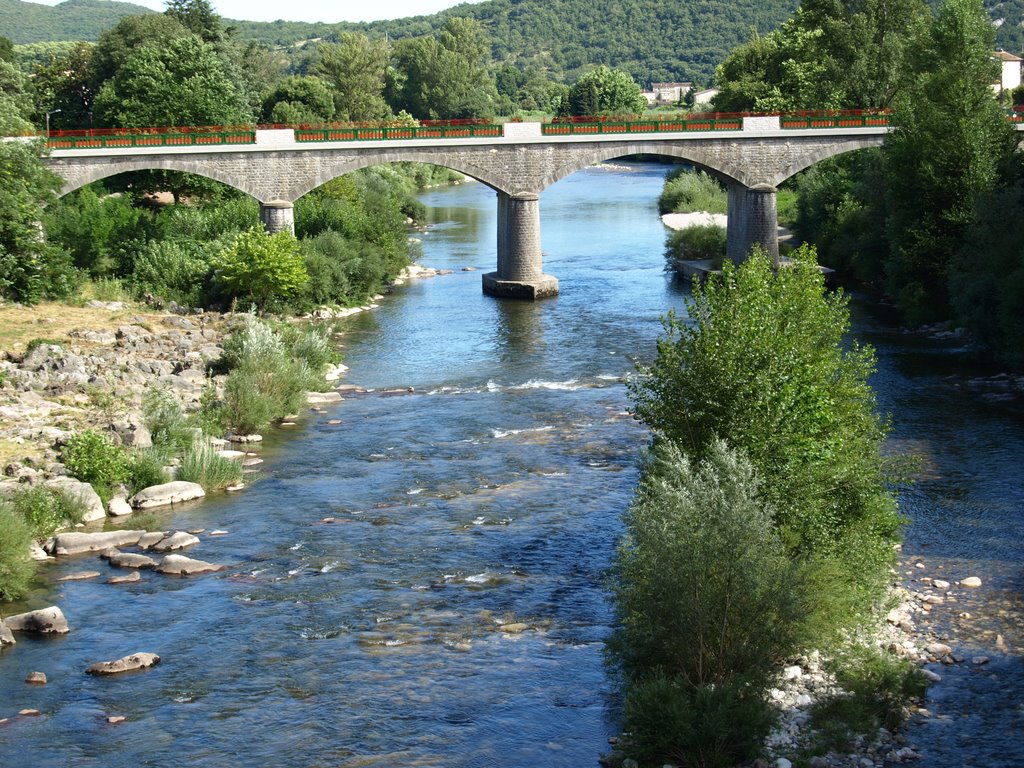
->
[107,571,142,584]
[4,606,69,634]
[155,554,222,575]
[102,549,158,569]
[149,531,200,552]
[86,652,160,675]
[129,481,205,509]
[48,530,146,556]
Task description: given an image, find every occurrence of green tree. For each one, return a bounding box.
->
[629,247,899,567]
[165,0,225,43]
[388,18,498,119]
[262,75,336,125]
[0,35,13,63]
[608,439,803,767]
[92,35,252,129]
[0,59,33,135]
[883,0,1018,323]
[562,65,646,116]
[89,14,190,91]
[950,177,1024,369]
[213,227,308,309]
[313,33,391,121]
[0,141,76,303]
[26,42,94,131]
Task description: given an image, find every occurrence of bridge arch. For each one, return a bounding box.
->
[770,136,884,186]
[538,142,747,192]
[284,151,509,201]
[51,158,262,200]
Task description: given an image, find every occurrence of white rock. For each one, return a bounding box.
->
[927,642,952,657]
[129,481,205,509]
[107,496,133,517]
[922,669,942,683]
[775,759,793,768]
[155,554,222,575]
[960,577,982,588]
[149,531,200,552]
[48,530,145,556]
[45,477,105,523]
[86,653,160,675]
[933,579,950,590]
[29,540,52,561]
[4,606,69,634]
[216,450,245,460]
[0,620,14,646]
[783,664,803,680]
[306,391,343,404]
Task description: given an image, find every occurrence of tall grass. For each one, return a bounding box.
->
[176,439,243,491]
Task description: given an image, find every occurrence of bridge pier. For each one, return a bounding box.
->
[260,200,295,235]
[483,192,559,300]
[725,183,779,267]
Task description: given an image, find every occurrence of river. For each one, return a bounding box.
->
[0,163,1020,767]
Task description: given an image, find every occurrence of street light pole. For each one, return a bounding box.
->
[45,108,61,138]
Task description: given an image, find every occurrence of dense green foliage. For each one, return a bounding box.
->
[609,441,803,766]
[61,428,130,502]
[615,247,903,763]
[212,228,309,310]
[664,224,727,270]
[0,501,34,600]
[631,247,899,562]
[561,65,646,116]
[883,0,1018,323]
[658,169,727,215]
[10,485,86,538]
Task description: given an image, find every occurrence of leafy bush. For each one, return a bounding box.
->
[212,228,308,310]
[0,501,34,601]
[126,448,170,493]
[665,224,727,271]
[141,384,191,451]
[620,672,776,768]
[61,429,129,503]
[811,646,927,749]
[659,168,727,215]
[609,440,804,685]
[10,485,86,537]
[177,439,242,491]
[630,246,899,567]
[131,239,212,307]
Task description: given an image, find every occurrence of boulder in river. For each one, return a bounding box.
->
[129,481,205,509]
[107,496,133,517]
[149,531,200,552]
[47,530,146,556]
[4,606,69,634]
[44,477,105,523]
[155,554,222,575]
[86,652,160,675]
[101,548,158,569]
[0,620,14,646]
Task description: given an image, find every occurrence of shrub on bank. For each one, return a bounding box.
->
[177,439,242,491]
[608,440,803,766]
[658,168,727,215]
[0,502,34,601]
[10,485,87,538]
[61,429,129,503]
[665,224,727,272]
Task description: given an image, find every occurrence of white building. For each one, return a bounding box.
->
[993,50,1022,94]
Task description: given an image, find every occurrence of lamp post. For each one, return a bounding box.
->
[45,109,61,138]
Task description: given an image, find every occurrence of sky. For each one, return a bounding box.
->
[29,0,484,23]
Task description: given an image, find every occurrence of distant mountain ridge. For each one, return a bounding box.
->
[5,0,1024,84]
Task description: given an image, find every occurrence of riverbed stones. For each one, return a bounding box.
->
[101,549,157,569]
[47,530,145,556]
[25,671,46,684]
[149,531,200,551]
[107,571,141,584]
[137,531,166,549]
[155,554,222,575]
[129,481,205,509]
[307,391,343,404]
[960,576,982,588]
[0,620,14,646]
[45,476,105,523]
[927,642,952,658]
[86,652,160,675]
[58,571,101,581]
[4,606,69,634]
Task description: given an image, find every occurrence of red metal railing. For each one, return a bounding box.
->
[46,125,255,149]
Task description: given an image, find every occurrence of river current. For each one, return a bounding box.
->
[0,163,1021,767]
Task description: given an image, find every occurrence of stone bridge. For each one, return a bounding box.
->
[43,117,887,298]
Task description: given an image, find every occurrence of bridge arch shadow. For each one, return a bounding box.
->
[53,159,264,201]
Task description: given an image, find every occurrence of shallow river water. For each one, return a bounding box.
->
[0,163,1020,767]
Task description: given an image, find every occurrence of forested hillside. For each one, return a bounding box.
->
[4,0,1024,82]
